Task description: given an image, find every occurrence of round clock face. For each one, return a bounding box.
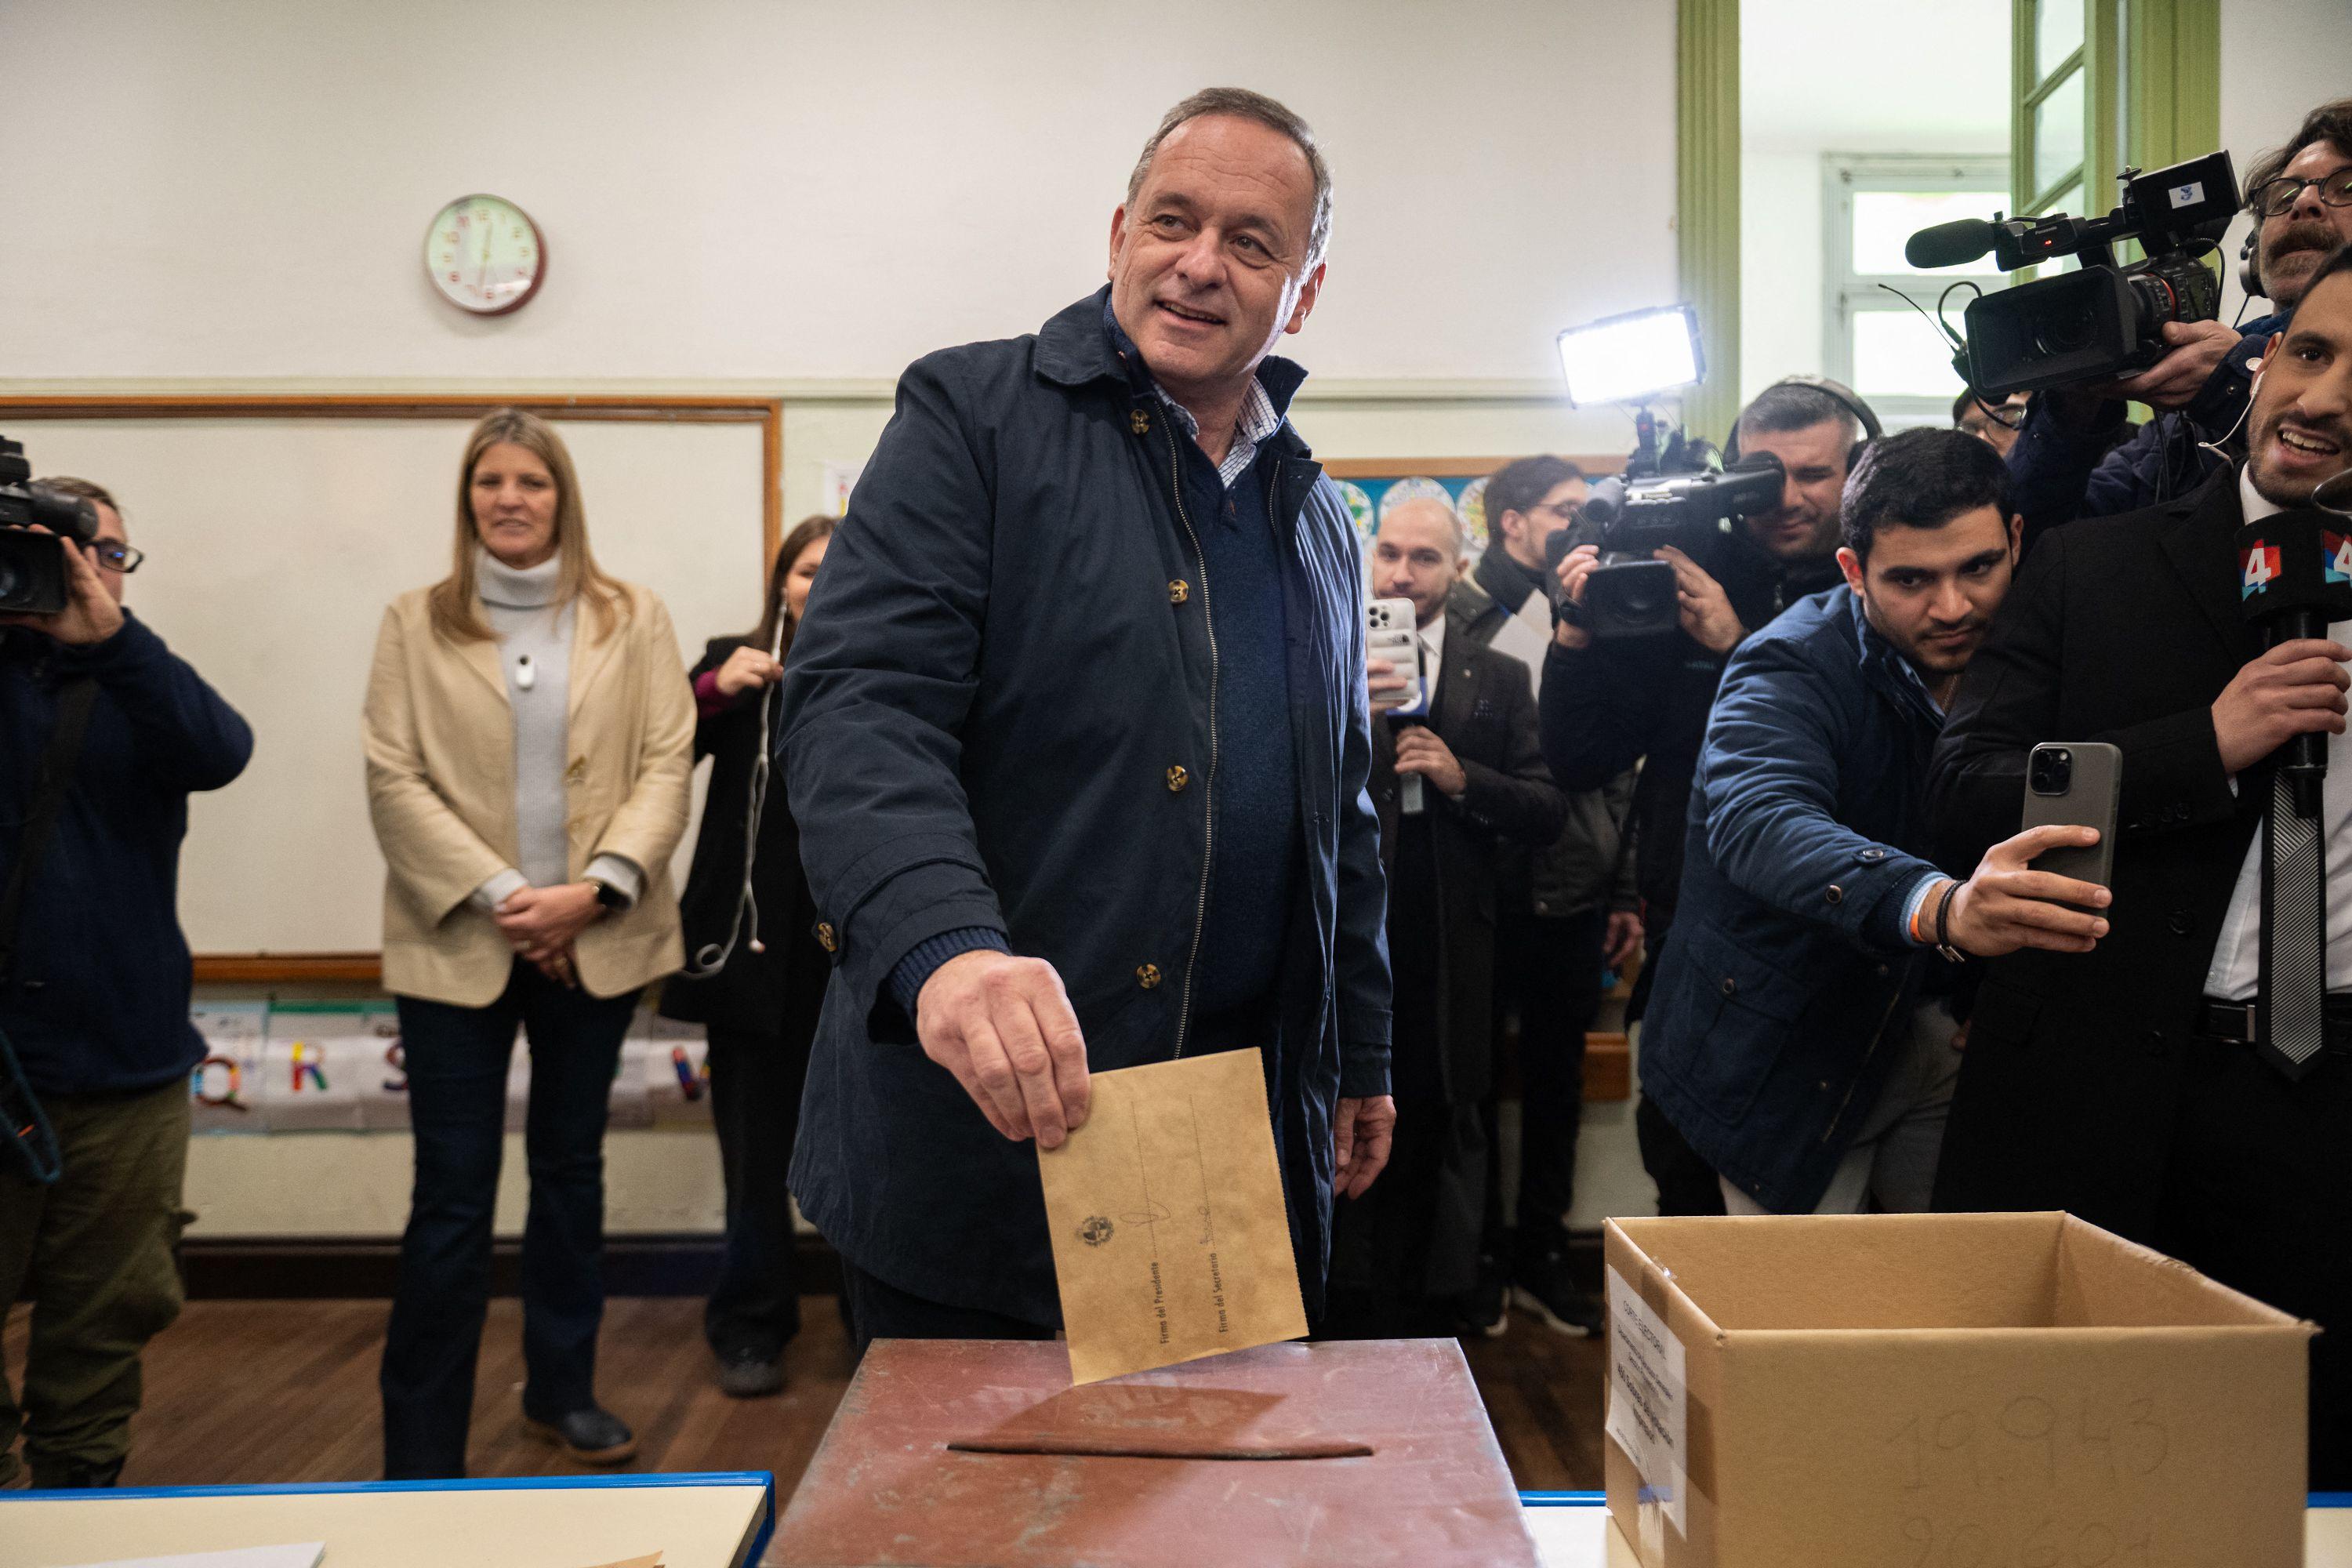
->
[424,194,545,315]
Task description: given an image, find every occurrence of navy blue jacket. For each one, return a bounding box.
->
[1,615,253,1096]
[1638,587,1947,1211]
[779,289,1392,1324]
[2007,314,2280,548]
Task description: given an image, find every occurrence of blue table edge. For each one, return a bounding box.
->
[1515,1490,2352,1510]
[0,1469,778,1564]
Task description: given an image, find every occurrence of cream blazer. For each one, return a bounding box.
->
[361,580,695,1007]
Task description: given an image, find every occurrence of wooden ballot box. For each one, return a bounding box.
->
[771,1338,1541,1567]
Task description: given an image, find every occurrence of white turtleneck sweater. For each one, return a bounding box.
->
[469,548,641,913]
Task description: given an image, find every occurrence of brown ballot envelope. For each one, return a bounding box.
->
[1036,1047,1308,1383]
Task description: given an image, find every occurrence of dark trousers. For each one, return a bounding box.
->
[1327,822,1481,1336]
[703,1027,805,1359]
[381,962,640,1479]
[839,1260,1055,1360]
[1637,1095,1728,1217]
[1486,903,1606,1258]
[0,1076,188,1488]
[2155,1036,2352,1487]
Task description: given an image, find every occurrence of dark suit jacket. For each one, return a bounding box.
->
[1368,606,1567,1104]
[1926,468,2262,1233]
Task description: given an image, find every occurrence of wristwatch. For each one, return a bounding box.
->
[585,876,627,912]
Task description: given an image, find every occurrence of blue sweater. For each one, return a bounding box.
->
[1,615,252,1095]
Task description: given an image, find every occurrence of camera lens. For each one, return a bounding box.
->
[2031,306,2098,358]
[2031,747,2072,795]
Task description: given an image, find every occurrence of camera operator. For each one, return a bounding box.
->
[2005,98,2352,542]
[1541,379,1865,1214]
[1640,430,2106,1216]
[1930,245,2352,1486]
[1954,389,2030,459]
[1330,497,1564,1338]
[0,478,253,1490]
[1451,455,1639,1336]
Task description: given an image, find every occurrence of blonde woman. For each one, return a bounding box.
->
[361,408,692,1479]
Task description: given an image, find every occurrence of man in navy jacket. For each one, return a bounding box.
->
[780,89,1393,1345]
[0,479,252,1488]
[1639,431,2105,1214]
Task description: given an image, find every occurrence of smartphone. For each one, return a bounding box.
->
[1366,597,1424,713]
[2020,741,2122,895]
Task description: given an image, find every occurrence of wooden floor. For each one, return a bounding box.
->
[4,1294,1606,1497]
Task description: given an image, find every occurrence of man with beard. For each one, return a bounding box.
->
[1542,379,1867,1216]
[1931,245,2352,1485]
[2006,99,2352,543]
[1638,429,2106,1216]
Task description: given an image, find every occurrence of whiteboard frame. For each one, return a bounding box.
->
[0,393,784,984]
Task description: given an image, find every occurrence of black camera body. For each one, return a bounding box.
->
[1909,151,2238,398]
[0,434,101,616]
[1552,456,1785,639]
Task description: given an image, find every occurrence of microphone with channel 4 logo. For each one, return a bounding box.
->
[2237,509,2352,814]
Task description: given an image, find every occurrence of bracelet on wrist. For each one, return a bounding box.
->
[1933,880,1966,964]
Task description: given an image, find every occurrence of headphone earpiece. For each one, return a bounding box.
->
[2239,227,2265,300]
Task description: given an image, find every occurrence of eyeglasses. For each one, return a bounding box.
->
[2251,166,2352,218]
[1530,501,1582,522]
[89,542,144,574]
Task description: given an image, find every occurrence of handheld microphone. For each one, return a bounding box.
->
[2236,508,2352,815]
[1904,217,1999,270]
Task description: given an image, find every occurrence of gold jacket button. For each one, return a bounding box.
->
[1136,964,1162,989]
[1166,764,1189,792]
[815,922,837,953]
[1169,579,1189,605]
[1130,408,1151,436]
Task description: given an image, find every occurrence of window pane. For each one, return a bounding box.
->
[1853,191,2010,275]
[2036,0,2083,80]
[1852,309,1967,400]
[2033,69,2085,199]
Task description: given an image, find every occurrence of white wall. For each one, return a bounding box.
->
[0,0,1674,402]
[2218,0,2352,320]
[1737,0,2009,407]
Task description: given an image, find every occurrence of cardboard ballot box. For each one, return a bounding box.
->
[1603,1211,2314,1568]
[771,1337,1540,1567]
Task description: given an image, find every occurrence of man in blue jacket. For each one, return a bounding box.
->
[0,478,253,1488]
[1639,431,2107,1214]
[780,89,1394,1346]
[2005,98,2352,545]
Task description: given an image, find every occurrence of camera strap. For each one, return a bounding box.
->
[0,673,99,1185]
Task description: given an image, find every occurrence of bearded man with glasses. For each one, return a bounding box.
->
[2006,98,2352,544]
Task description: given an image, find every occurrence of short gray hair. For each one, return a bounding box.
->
[1127,87,1334,270]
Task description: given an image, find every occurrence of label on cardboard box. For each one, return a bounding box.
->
[1606,1265,1689,1538]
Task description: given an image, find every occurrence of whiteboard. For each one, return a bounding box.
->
[14,412,769,954]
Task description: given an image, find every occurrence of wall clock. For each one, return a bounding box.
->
[424,194,545,315]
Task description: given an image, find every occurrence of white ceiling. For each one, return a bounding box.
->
[1743,0,2011,155]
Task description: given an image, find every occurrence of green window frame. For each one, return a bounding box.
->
[2010,0,2220,225]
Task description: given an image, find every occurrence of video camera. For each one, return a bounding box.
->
[1546,408,1786,640]
[0,434,102,615]
[1905,151,2238,398]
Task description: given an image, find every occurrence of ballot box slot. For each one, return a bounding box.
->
[945,1436,1374,1461]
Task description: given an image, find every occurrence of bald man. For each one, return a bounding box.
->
[1327,498,1566,1336]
